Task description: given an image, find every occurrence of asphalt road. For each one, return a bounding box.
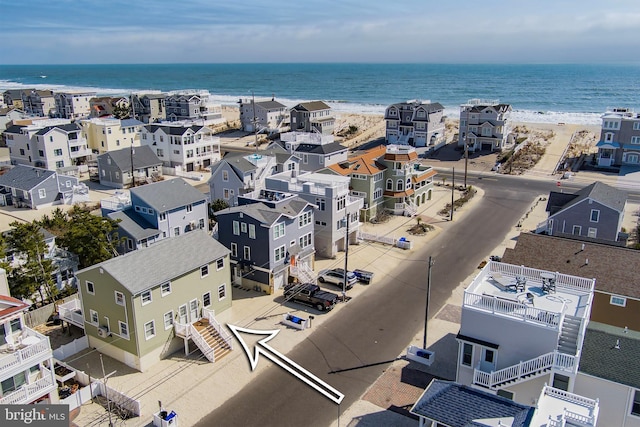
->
[196,175,565,427]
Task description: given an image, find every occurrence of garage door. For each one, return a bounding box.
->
[273,272,285,291]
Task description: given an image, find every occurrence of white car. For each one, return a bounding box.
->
[317,268,356,290]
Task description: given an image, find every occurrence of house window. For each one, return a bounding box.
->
[552,374,570,392]
[222,170,229,181]
[316,198,325,211]
[590,209,600,222]
[587,227,597,238]
[273,223,285,239]
[115,291,124,306]
[572,225,582,235]
[141,290,152,305]
[38,189,46,199]
[201,265,209,277]
[248,224,256,239]
[386,179,393,191]
[631,136,640,145]
[634,122,640,130]
[462,343,473,366]
[118,321,129,339]
[86,281,95,295]
[1,372,26,395]
[299,233,312,248]
[203,292,211,307]
[233,221,240,235]
[241,222,247,233]
[496,390,514,400]
[216,258,224,270]
[164,311,174,330]
[396,180,404,191]
[610,295,627,307]
[174,227,180,236]
[632,390,640,416]
[484,349,495,364]
[374,188,383,199]
[90,309,99,325]
[299,211,312,227]
[161,282,171,296]
[218,284,226,300]
[243,246,251,260]
[231,242,237,257]
[274,245,286,262]
[144,320,155,340]
[186,204,193,213]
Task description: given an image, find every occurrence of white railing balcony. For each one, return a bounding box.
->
[0,330,52,377]
[100,197,132,212]
[174,322,190,339]
[69,147,92,158]
[0,367,56,405]
[58,298,84,329]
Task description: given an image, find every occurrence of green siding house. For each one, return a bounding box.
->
[76,230,232,372]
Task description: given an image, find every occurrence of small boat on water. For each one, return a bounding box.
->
[40,75,47,78]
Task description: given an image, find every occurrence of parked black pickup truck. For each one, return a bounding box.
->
[284,283,338,312]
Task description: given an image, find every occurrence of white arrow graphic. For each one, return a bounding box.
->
[227,324,344,404]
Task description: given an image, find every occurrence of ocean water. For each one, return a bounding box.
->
[1,63,640,125]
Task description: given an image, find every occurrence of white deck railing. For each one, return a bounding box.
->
[189,324,215,362]
[202,308,233,351]
[488,261,595,293]
[58,298,84,329]
[0,331,51,377]
[463,292,562,328]
[473,351,577,389]
[0,367,56,404]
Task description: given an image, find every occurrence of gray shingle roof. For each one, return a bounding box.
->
[4,125,26,134]
[565,181,627,213]
[294,142,347,155]
[81,230,229,295]
[579,323,640,389]
[220,198,310,226]
[120,119,143,127]
[292,101,331,112]
[100,145,162,171]
[107,210,160,241]
[144,124,204,135]
[0,165,55,191]
[34,123,81,136]
[501,232,639,299]
[255,100,286,110]
[411,380,534,427]
[130,178,206,212]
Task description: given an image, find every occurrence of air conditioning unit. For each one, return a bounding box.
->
[97,326,109,338]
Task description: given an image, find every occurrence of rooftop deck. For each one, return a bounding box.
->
[532,386,599,427]
[464,261,595,325]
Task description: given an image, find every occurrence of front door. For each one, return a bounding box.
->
[178,304,188,324]
[481,349,496,372]
[189,299,199,322]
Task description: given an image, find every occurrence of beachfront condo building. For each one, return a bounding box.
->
[458,99,513,152]
[54,91,95,120]
[130,93,166,124]
[384,100,445,149]
[4,119,92,170]
[164,90,224,125]
[81,117,144,154]
[265,171,363,258]
[595,107,640,168]
[238,97,288,134]
[290,101,335,135]
[140,123,221,173]
[21,90,56,117]
[0,292,59,405]
[325,144,436,221]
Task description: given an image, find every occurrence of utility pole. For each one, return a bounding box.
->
[130,94,136,188]
[423,256,434,349]
[450,168,455,221]
[100,354,115,427]
[342,213,350,302]
[252,91,259,152]
[464,138,469,188]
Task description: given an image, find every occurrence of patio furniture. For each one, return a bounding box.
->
[541,272,556,294]
[21,335,40,346]
[490,273,517,292]
[4,334,20,351]
[515,275,526,292]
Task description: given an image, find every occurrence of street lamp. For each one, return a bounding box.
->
[342,213,350,301]
[423,256,434,349]
[464,137,469,188]
[251,91,259,152]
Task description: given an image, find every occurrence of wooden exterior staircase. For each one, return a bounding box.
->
[192,318,233,362]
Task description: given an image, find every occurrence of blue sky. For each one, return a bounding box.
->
[1,0,640,64]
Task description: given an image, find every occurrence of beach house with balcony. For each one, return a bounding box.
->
[3,89,28,110]
[22,90,56,117]
[130,93,166,124]
[96,145,163,189]
[4,119,92,170]
[54,92,95,120]
[164,90,223,125]
[385,100,445,149]
[455,260,596,410]
[239,97,288,133]
[536,181,627,243]
[0,294,58,405]
[289,101,335,135]
[88,96,129,118]
[73,230,233,372]
[0,165,79,209]
[140,123,220,172]
[81,117,144,155]
[215,191,316,294]
[458,99,513,152]
[595,107,640,168]
[265,171,362,258]
[208,148,298,206]
[101,178,208,254]
[273,132,348,172]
